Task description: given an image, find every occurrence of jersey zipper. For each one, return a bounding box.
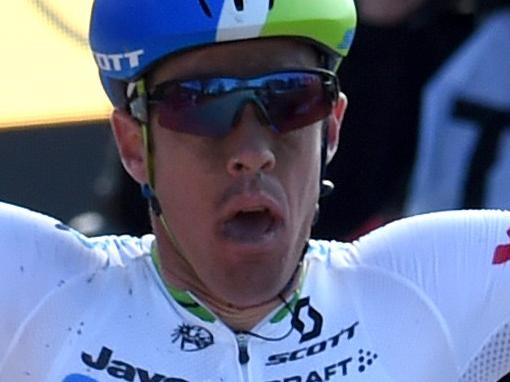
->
[236,333,250,365]
[236,332,251,381]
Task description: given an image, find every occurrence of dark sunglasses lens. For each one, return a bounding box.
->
[154,85,236,137]
[152,72,334,137]
[265,73,333,133]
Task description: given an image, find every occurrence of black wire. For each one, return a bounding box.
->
[234,293,296,342]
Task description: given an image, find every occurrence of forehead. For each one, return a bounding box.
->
[148,38,320,85]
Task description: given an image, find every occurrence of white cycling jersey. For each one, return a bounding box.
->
[1,201,510,382]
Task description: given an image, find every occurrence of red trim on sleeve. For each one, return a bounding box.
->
[493,229,510,265]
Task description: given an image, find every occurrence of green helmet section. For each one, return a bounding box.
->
[262,0,357,62]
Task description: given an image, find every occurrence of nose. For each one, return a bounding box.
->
[226,102,276,176]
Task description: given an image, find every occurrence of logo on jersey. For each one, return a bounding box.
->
[266,347,379,382]
[63,375,97,382]
[493,228,510,265]
[78,346,190,382]
[265,320,380,381]
[172,324,214,351]
[357,348,379,373]
[292,297,323,343]
[266,321,359,366]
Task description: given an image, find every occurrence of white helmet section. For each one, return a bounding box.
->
[217,1,268,41]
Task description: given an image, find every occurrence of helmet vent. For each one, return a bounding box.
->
[198,0,213,17]
[233,0,244,11]
[268,0,275,10]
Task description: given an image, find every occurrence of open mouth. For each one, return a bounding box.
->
[222,207,280,243]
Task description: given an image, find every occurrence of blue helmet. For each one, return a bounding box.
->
[89,0,357,107]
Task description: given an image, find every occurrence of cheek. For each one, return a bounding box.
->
[150,130,217,215]
[151,125,222,173]
[153,153,217,210]
[152,154,217,255]
[280,128,322,209]
[154,130,229,197]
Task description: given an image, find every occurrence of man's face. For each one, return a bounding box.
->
[126,38,344,307]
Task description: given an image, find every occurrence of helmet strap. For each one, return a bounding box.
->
[132,78,191,263]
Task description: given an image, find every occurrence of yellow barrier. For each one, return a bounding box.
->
[0,0,111,130]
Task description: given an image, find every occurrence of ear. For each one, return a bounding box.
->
[326,93,347,164]
[110,108,148,185]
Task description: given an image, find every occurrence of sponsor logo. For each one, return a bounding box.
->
[357,348,378,373]
[266,321,358,366]
[93,50,144,72]
[172,324,214,351]
[493,228,510,265]
[338,28,356,51]
[265,320,380,381]
[264,348,379,382]
[63,375,97,382]
[292,297,323,343]
[265,357,353,382]
[80,346,190,382]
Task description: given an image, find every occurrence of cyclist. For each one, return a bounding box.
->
[1,1,509,381]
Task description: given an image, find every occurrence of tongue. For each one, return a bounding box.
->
[223,211,274,242]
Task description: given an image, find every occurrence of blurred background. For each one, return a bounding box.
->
[1,0,116,230]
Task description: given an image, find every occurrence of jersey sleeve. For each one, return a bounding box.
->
[352,209,510,379]
[0,202,107,361]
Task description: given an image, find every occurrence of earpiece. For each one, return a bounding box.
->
[320,179,335,197]
[141,183,162,215]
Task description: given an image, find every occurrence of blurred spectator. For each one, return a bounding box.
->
[405,0,510,215]
[69,137,151,236]
[313,0,475,240]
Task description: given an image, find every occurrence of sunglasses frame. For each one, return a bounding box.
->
[129,68,340,137]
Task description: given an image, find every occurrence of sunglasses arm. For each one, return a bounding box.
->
[129,94,149,124]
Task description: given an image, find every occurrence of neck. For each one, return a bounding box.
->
[152,239,302,331]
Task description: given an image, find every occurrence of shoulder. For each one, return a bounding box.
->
[305,238,356,270]
[357,209,510,249]
[0,201,153,281]
[0,202,83,266]
[309,209,510,269]
[349,209,510,280]
[0,202,154,359]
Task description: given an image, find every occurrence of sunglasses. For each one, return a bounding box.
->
[130,69,339,138]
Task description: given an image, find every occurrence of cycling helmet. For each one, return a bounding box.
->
[89,0,357,107]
